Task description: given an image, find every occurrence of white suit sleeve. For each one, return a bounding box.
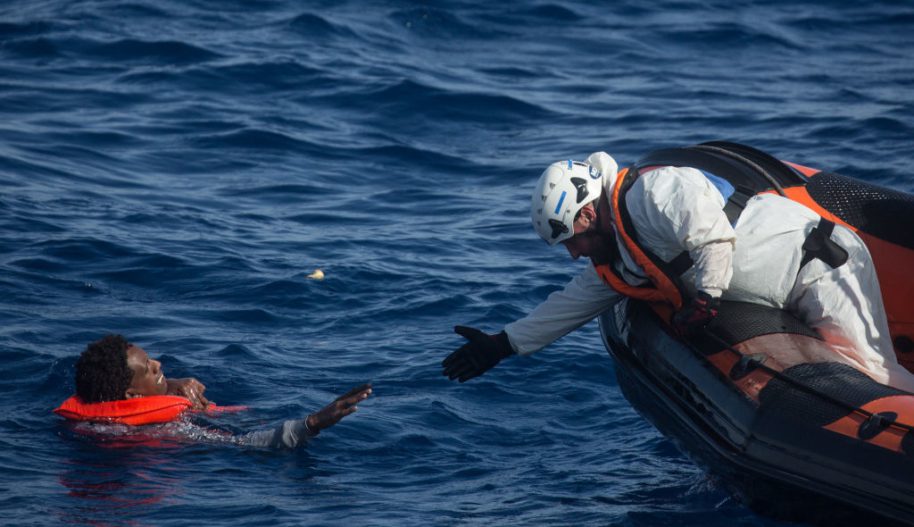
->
[504,264,621,355]
[636,167,736,298]
[690,241,733,297]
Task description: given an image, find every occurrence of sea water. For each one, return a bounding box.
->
[1,1,912,525]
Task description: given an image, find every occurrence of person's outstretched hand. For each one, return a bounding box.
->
[166,377,211,410]
[305,384,372,435]
[442,326,514,383]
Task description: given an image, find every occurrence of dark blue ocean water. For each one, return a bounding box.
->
[1,1,912,525]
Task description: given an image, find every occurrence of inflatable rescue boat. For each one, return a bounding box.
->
[598,142,914,525]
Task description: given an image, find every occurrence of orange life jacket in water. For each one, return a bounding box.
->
[54,395,193,425]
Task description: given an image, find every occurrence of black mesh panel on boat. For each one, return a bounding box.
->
[689,301,820,355]
[806,172,914,249]
[758,362,908,427]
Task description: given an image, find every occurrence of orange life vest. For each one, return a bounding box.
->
[54,395,192,426]
[593,166,688,311]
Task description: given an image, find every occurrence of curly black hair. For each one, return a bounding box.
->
[75,334,134,403]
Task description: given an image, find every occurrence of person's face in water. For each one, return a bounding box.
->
[125,345,168,398]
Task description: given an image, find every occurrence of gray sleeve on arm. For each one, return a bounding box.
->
[239,419,317,449]
[504,265,621,355]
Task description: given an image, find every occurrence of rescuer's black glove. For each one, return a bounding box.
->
[442,326,515,383]
[672,291,720,335]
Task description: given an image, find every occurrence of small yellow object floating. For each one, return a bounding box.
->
[307,269,325,280]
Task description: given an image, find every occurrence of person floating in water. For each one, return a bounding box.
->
[58,334,372,448]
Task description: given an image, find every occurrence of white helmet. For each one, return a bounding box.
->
[530,152,619,245]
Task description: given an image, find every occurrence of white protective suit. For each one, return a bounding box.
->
[505,162,914,392]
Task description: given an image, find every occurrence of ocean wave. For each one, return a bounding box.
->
[389,7,512,40]
[0,20,55,38]
[786,9,914,32]
[808,116,912,141]
[219,183,337,203]
[351,143,477,172]
[214,343,259,361]
[0,214,65,235]
[361,79,554,122]
[84,252,205,285]
[3,34,221,65]
[658,22,804,51]
[516,3,583,22]
[0,81,154,112]
[190,128,311,151]
[285,12,356,39]
[34,238,137,261]
[182,307,285,325]
[0,37,61,59]
[81,38,221,65]
[118,59,330,93]
[103,2,174,19]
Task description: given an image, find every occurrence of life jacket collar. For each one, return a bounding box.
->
[54,395,192,426]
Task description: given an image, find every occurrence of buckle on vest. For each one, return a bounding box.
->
[800,218,849,269]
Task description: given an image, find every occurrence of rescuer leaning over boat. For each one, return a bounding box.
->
[442,149,914,392]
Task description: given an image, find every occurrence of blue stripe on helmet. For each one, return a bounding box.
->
[554,191,567,214]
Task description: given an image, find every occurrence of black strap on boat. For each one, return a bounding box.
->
[800,217,849,269]
[692,144,788,197]
[698,328,914,436]
[635,143,803,201]
[723,187,752,225]
[697,141,808,187]
[666,250,694,277]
